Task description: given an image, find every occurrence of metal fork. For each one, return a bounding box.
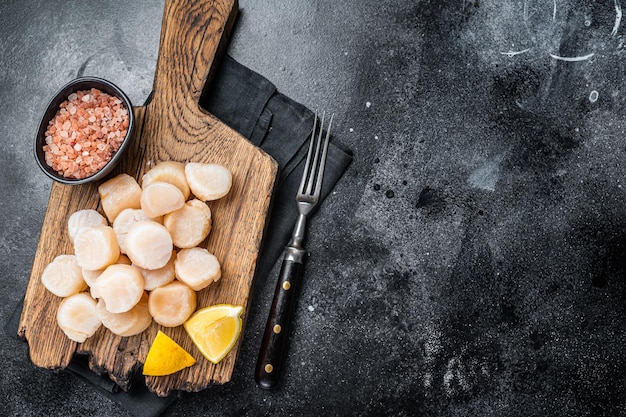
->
[255,111,333,390]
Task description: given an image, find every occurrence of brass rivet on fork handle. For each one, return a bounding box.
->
[255,111,334,390]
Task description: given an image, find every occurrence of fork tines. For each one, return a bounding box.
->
[298,111,334,203]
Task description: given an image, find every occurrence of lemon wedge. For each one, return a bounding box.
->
[183,304,244,364]
[143,330,196,376]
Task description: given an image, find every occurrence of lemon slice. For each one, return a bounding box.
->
[143,330,196,376]
[183,304,244,364]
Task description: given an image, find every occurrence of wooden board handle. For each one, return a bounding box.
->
[152,0,238,107]
[138,0,240,166]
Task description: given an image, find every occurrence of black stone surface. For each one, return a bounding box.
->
[3,0,626,416]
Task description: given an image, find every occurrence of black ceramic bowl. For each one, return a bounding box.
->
[34,76,135,185]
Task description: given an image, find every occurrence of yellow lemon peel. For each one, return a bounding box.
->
[183,304,243,364]
[143,330,196,376]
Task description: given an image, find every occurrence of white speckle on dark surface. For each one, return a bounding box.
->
[500,48,531,57]
[467,154,504,192]
[549,52,595,61]
[612,0,623,36]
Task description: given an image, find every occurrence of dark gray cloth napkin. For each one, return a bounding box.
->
[5,55,352,416]
[203,55,353,286]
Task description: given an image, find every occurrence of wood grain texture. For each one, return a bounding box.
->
[18,0,278,396]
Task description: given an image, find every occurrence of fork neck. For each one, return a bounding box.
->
[287,213,308,249]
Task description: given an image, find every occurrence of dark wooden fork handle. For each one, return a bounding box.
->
[255,247,306,389]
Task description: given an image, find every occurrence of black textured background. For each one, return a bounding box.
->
[2,1,626,416]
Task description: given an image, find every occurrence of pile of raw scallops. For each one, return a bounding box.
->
[40,161,233,342]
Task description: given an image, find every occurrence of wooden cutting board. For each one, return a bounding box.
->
[17,0,277,397]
